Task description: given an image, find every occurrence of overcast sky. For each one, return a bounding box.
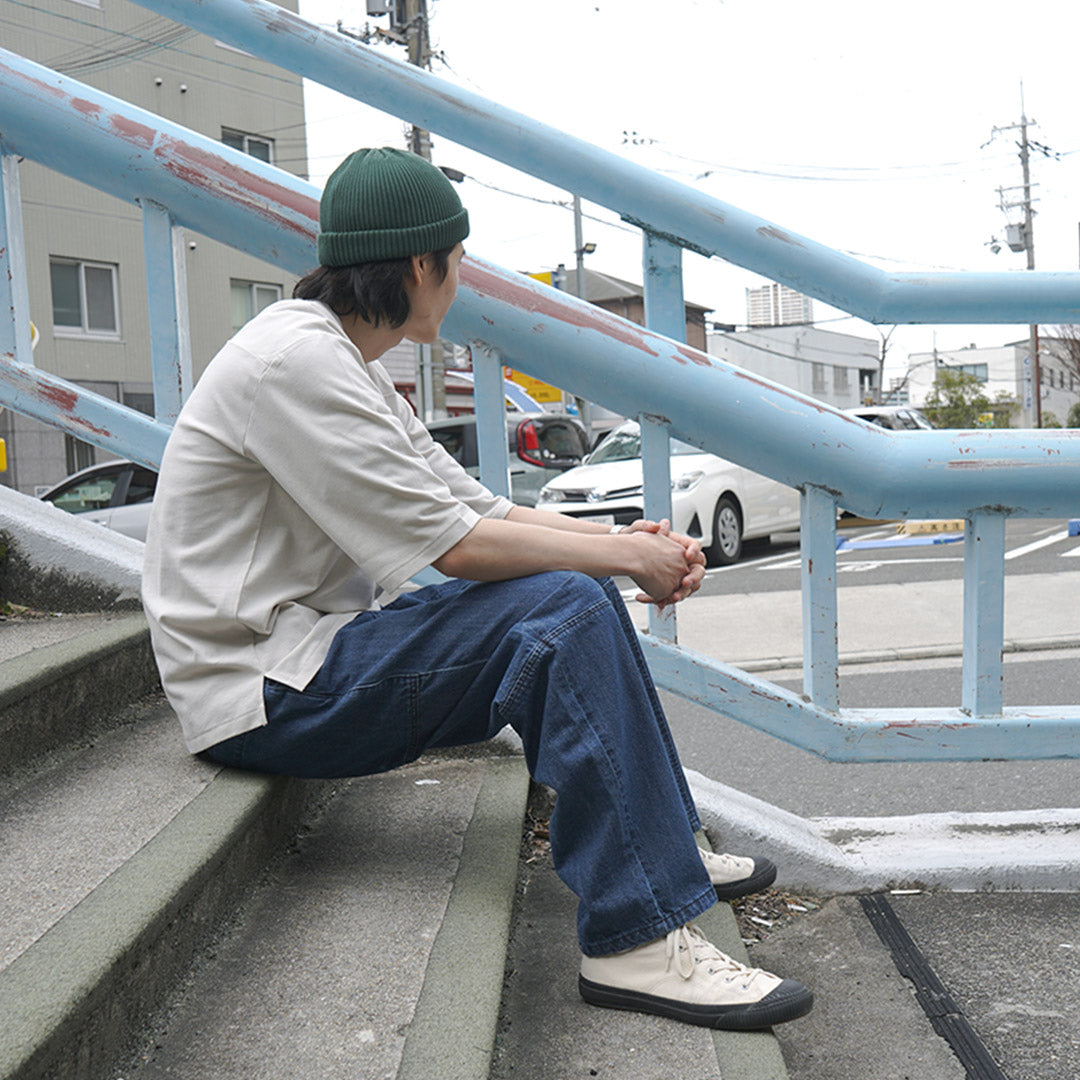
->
[297,0,1080,380]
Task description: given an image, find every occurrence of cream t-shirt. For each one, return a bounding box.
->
[142,300,512,753]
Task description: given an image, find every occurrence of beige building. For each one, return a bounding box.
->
[2,0,308,494]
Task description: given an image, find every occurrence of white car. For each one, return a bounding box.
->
[536,421,801,565]
[39,459,156,542]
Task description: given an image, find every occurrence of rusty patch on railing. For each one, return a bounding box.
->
[110,114,156,149]
[156,135,318,240]
[70,97,102,119]
[36,382,111,437]
[462,259,661,358]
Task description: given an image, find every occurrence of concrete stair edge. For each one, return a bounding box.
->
[398,755,531,1080]
[0,614,158,776]
[0,767,324,1080]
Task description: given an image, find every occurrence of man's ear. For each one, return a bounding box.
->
[407,253,425,286]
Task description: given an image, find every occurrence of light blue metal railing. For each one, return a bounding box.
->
[2,0,1080,764]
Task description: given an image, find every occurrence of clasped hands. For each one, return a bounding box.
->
[621,518,706,610]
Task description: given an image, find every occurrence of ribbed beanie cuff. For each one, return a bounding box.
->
[317,147,469,266]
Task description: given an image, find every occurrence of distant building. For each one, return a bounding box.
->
[707,325,879,410]
[745,283,814,328]
[556,267,712,352]
[903,339,1080,427]
[2,0,307,494]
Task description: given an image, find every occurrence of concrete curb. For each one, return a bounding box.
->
[398,755,531,1080]
[690,769,1080,894]
[0,614,157,777]
[735,633,1080,675]
[0,768,320,1080]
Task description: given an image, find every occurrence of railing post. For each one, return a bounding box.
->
[471,343,511,499]
[962,511,1006,716]
[140,199,192,423]
[801,484,840,711]
[641,231,686,642]
[0,146,33,366]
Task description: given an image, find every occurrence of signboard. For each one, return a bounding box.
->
[507,272,569,404]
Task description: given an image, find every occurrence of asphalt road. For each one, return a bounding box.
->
[661,649,1080,818]
[698,516,1079,594]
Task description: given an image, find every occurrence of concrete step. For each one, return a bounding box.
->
[0,613,158,778]
[102,752,529,1080]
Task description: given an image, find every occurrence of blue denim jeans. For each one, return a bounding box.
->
[203,572,716,955]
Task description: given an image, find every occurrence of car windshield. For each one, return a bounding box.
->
[588,424,702,464]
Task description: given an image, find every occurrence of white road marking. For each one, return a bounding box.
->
[1004,530,1070,561]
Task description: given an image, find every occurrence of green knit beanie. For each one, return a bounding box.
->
[317,147,469,266]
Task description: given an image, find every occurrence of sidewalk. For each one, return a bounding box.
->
[662,568,1080,670]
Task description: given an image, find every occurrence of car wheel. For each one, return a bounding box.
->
[706,495,743,566]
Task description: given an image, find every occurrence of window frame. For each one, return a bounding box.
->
[50,257,121,339]
[221,127,275,164]
[230,278,283,334]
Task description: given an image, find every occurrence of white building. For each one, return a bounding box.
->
[903,339,1080,427]
[707,325,880,410]
[745,283,814,328]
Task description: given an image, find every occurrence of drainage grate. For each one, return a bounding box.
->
[859,893,1011,1080]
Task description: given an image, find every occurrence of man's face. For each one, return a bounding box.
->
[404,242,465,344]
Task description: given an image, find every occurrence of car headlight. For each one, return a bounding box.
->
[538,487,563,504]
[671,470,705,493]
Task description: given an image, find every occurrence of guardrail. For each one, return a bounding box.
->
[3,1,1080,763]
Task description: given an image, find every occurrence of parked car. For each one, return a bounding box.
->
[535,421,801,565]
[847,405,933,430]
[38,459,157,542]
[426,412,590,507]
[38,412,589,540]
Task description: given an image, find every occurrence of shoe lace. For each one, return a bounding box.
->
[665,923,764,989]
[702,851,742,872]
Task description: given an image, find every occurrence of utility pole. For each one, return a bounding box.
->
[401,0,446,418]
[991,91,1048,426]
[340,2,446,419]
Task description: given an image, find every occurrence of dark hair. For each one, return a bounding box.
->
[293,246,454,329]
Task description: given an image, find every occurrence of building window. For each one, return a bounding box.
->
[833,365,849,392]
[50,259,120,337]
[222,128,274,164]
[811,363,827,395]
[947,362,988,382]
[64,435,95,476]
[230,280,282,333]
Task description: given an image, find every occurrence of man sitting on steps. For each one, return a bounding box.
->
[141,146,812,1032]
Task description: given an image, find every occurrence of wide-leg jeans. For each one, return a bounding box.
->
[203,571,717,956]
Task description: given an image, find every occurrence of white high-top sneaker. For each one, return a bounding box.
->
[580,922,812,1030]
[699,848,777,900]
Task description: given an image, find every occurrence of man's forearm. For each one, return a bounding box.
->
[505,504,616,535]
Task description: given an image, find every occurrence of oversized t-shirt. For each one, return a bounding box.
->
[142,300,512,753]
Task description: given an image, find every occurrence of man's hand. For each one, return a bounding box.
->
[622,518,706,609]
